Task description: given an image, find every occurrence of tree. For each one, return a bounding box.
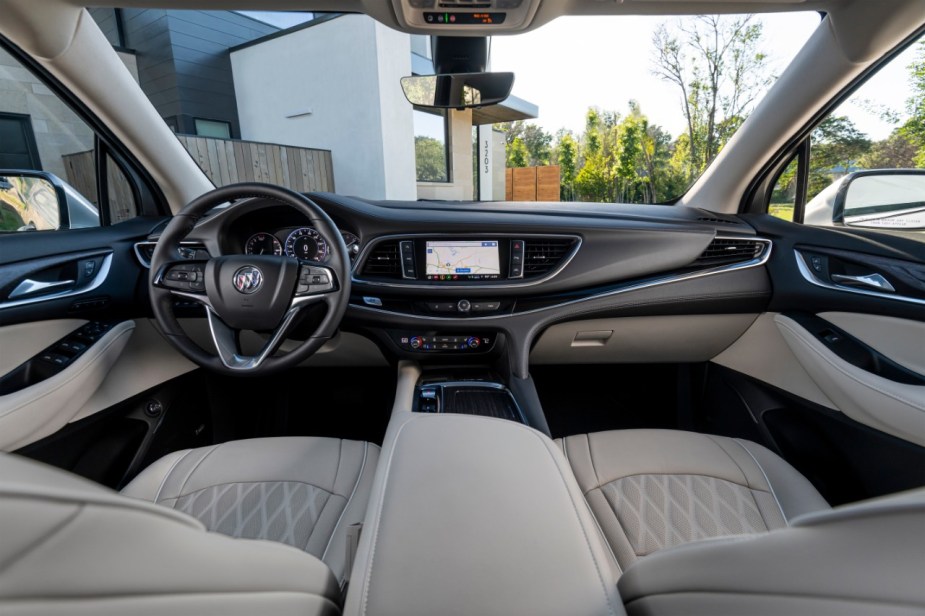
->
[652,15,773,180]
[498,120,553,167]
[860,129,918,169]
[414,136,447,182]
[808,115,871,199]
[507,137,529,168]
[557,132,578,200]
[899,40,925,167]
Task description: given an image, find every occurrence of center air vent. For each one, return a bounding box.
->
[694,238,766,267]
[361,241,402,278]
[523,238,577,278]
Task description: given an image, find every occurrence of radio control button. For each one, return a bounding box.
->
[457,299,471,313]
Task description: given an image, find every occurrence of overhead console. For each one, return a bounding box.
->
[391,0,542,33]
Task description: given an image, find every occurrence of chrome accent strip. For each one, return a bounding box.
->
[348,237,772,321]
[795,250,925,306]
[134,241,208,269]
[206,304,304,371]
[0,253,113,310]
[352,233,583,289]
[9,278,76,299]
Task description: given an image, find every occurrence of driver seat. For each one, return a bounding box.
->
[121,437,380,586]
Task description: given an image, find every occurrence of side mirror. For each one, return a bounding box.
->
[0,170,99,232]
[401,72,514,110]
[805,169,925,230]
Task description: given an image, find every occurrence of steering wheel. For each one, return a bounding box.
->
[148,183,350,376]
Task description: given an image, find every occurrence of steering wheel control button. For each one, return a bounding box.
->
[159,262,207,292]
[297,265,335,295]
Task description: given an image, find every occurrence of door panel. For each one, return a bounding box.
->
[719,214,925,448]
[775,313,925,445]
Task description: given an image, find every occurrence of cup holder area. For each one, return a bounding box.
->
[414,381,525,424]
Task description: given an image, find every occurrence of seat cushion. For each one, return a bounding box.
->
[558,429,829,571]
[123,437,379,585]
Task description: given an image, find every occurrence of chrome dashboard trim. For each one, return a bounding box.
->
[794,250,925,306]
[349,237,773,321]
[351,233,583,289]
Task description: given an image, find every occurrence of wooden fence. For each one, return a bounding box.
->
[176,135,334,192]
[505,165,560,202]
[62,136,335,215]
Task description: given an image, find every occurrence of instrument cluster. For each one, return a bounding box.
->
[243,227,360,263]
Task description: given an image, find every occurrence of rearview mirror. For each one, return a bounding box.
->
[401,72,514,110]
[805,169,925,230]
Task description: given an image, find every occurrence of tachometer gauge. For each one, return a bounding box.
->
[285,227,329,261]
[244,232,282,256]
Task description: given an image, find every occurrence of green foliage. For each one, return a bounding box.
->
[557,132,578,200]
[859,129,918,170]
[653,15,772,182]
[899,40,925,167]
[499,121,553,167]
[507,137,529,168]
[808,115,871,200]
[414,136,448,182]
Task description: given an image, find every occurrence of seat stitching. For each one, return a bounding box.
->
[704,434,751,488]
[733,438,789,525]
[0,504,82,576]
[153,449,194,504]
[174,444,221,505]
[321,441,369,563]
[585,471,774,497]
[165,479,336,501]
[585,433,604,490]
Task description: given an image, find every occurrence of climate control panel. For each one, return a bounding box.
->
[391,332,495,353]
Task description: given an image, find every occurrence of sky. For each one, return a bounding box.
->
[489,12,919,142]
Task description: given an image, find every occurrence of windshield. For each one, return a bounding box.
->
[82,9,910,204]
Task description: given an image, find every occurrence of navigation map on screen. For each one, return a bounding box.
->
[426,240,500,280]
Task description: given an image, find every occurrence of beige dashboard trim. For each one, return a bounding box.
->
[531,314,759,365]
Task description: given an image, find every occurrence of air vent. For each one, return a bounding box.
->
[523,238,577,278]
[361,241,402,278]
[694,238,765,267]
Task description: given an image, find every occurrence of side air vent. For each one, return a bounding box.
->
[523,238,577,278]
[361,241,402,278]
[694,238,766,267]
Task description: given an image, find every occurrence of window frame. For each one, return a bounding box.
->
[0,34,169,228]
[742,23,925,219]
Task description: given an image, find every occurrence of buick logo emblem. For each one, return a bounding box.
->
[233,266,262,294]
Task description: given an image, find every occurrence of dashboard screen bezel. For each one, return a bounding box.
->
[425,239,502,281]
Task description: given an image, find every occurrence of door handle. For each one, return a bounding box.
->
[830,273,896,293]
[9,278,76,299]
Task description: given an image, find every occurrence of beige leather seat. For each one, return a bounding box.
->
[617,488,925,615]
[559,429,830,571]
[0,447,346,616]
[122,437,379,585]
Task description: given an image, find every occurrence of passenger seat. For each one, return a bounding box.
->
[558,429,829,570]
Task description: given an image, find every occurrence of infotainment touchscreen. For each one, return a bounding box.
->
[425,240,501,281]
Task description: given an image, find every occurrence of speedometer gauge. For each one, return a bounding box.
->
[285,227,329,261]
[244,232,282,256]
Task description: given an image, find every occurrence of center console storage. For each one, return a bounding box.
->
[343,410,622,616]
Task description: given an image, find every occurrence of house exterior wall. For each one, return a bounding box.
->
[231,14,417,200]
[417,108,475,201]
[90,8,277,138]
